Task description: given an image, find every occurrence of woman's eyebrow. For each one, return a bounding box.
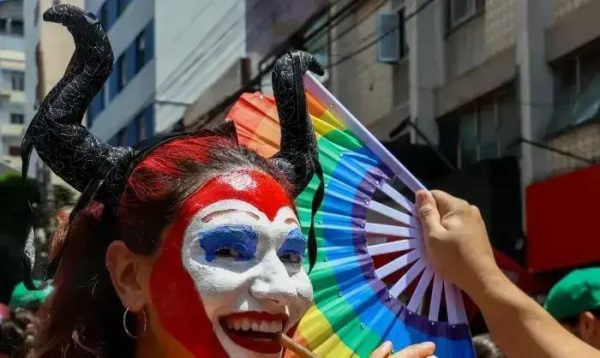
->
[284,217,299,225]
[201,209,260,222]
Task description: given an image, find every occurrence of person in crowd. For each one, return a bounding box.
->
[25,5,435,358]
[472,334,504,358]
[544,267,600,349]
[0,308,38,358]
[0,281,51,358]
[416,190,600,357]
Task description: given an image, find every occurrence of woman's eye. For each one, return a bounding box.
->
[215,247,241,259]
[279,252,303,265]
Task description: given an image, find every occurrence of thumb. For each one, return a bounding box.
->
[416,191,443,235]
[393,342,436,358]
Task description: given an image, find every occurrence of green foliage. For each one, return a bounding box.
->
[0,173,39,237]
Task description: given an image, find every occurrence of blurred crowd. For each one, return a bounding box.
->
[0,282,51,358]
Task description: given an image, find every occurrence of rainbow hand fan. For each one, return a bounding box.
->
[228,74,475,358]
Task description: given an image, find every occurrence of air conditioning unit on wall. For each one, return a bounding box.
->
[376,12,403,64]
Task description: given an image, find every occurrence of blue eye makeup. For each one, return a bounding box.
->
[277,228,307,265]
[199,225,258,262]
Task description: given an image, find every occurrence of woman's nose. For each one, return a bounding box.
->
[250,252,296,304]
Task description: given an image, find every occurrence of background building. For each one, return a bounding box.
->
[181,0,599,277]
[15,0,600,285]
[0,0,25,171]
[85,0,247,144]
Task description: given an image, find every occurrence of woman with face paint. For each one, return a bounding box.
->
[25,5,436,358]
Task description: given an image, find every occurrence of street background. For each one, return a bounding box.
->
[1,0,599,336]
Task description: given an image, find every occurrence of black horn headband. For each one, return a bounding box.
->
[22,4,324,289]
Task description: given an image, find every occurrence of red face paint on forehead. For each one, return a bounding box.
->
[149,169,294,357]
[180,169,295,221]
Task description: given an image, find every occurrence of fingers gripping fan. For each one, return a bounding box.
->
[228,74,475,357]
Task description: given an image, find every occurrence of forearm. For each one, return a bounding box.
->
[469,271,599,358]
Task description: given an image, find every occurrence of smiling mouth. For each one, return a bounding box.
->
[219,311,288,354]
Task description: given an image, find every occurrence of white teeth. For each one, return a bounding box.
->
[242,318,251,331]
[224,316,285,334]
[260,321,270,332]
[270,321,281,333]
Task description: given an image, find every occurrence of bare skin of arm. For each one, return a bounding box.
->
[416,190,600,358]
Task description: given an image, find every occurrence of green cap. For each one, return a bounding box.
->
[544,268,600,320]
[9,281,53,309]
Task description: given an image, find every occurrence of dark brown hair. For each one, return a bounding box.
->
[34,133,292,357]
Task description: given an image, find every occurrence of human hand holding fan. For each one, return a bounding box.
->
[227,74,475,357]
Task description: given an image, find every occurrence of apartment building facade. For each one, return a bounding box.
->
[182,0,599,274]
[328,0,599,273]
[84,0,247,144]
[0,0,25,171]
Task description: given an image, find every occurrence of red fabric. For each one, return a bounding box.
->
[526,163,600,272]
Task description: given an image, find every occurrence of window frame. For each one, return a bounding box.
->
[445,86,518,169]
[446,0,485,32]
[6,70,25,91]
[10,113,25,125]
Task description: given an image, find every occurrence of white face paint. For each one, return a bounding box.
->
[181,199,313,358]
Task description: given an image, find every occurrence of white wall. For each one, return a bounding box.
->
[154,0,246,133]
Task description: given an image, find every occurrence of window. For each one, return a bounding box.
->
[447,0,485,31]
[10,19,24,35]
[117,55,127,90]
[0,18,7,34]
[441,87,519,168]
[135,31,146,72]
[9,146,21,156]
[5,71,25,91]
[550,46,600,135]
[10,113,25,124]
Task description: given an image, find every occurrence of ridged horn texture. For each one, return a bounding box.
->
[271,51,324,196]
[22,4,134,203]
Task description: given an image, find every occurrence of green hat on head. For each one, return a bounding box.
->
[9,281,53,309]
[544,267,600,320]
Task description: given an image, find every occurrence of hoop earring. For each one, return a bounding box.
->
[122,307,147,339]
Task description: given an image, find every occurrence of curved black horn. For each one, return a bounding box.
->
[271,51,324,196]
[22,4,133,199]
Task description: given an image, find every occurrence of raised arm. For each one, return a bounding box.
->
[416,190,600,358]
